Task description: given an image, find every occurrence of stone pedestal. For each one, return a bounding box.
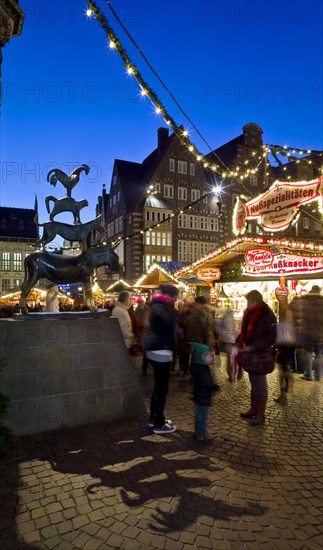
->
[0,312,145,436]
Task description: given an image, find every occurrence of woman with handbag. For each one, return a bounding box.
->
[236,290,277,425]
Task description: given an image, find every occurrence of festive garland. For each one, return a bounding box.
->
[86,1,269,180]
[86,1,322,181]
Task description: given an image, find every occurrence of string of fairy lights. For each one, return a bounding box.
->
[45,1,322,255]
[85,0,322,184]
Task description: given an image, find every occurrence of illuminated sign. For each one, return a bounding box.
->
[243,253,323,276]
[197,268,221,280]
[275,285,289,302]
[233,178,322,234]
[245,248,274,267]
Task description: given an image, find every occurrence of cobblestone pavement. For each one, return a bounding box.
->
[1,355,322,550]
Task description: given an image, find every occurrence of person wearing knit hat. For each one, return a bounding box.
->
[189,342,220,443]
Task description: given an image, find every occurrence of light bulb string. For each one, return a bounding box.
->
[104,0,230,172]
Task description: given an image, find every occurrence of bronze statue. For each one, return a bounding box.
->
[47,164,90,198]
[36,216,103,251]
[18,245,123,313]
[45,196,89,223]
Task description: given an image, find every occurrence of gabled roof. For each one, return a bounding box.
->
[0,206,38,239]
[114,159,148,213]
[205,134,244,169]
[113,128,176,214]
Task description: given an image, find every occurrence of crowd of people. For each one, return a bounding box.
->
[1,281,321,442]
[108,283,323,442]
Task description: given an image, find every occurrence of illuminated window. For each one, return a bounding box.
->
[2,253,10,271]
[178,240,187,261]
[13,253,22,272]
[250,176,257,187]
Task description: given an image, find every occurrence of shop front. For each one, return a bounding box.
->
[175,236,323,326]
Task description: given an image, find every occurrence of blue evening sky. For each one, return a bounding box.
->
[1,0,322,226]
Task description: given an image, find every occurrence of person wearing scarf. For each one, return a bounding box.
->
[237,290,277,425]
[145,284,179,434]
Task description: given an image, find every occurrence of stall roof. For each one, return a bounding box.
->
[174,236,323,277]
[134,263,189,289]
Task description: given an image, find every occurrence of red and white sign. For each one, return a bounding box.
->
[197,268,221,281]
[275,285,289,302]
[243,253,323,276]
[233,178,322,233]
[245,248,274,267]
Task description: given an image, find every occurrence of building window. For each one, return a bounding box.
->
[200,243,209,256]
[14,279,21,287]
[202,191,208,204]
[2,252,10,271]
[189,242,198,262]
[191,189,200,202]
[169,159,175,172]
[190,163,195,176]
[178,240,187,261]
[156,232,161,246]
[1,279,10,291]
[189,215,197,229]
[151,212,155,222]
[303,217,309,231]
[315,220,321,232]
[145,255,151,271]
[112,175,117,187]
[155,182,161,193]
[13,253,22,272]
[146,211,150,221]
[151,232,156,246]
[145,232,150,245]
[178,214,186,228]
[167,233,172,247]
[200,217,208,230]
[178,187,187,200]
[210,218,219,231]
[250,176,257,187]
[178,160,187,174]
[164,184,174,198]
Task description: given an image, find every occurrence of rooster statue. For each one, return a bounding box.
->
[47,164,90,198]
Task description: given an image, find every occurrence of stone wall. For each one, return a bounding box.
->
[0,312,145,436]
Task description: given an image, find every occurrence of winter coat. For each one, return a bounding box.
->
[237,302,277,351]
[145,295,177,351]
[220,310,237,344]
[189,362,218,406]
[290,292,323,346]
[186,306,216,347]
[111,301,134,348]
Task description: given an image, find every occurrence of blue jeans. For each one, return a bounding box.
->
[195,405,210,438]
[302,344,323,380]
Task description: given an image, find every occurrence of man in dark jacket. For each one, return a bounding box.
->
[145,284,178,434]
[290,285,323,381]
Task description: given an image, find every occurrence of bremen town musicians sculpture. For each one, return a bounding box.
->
[19,165,123,312]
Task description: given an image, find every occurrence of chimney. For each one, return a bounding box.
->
[158,127,169,153]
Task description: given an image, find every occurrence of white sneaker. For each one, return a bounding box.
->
[148,418,173,428]
[153,422,177,434]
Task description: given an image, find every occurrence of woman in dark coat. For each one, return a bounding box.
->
[237,290,277,425]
